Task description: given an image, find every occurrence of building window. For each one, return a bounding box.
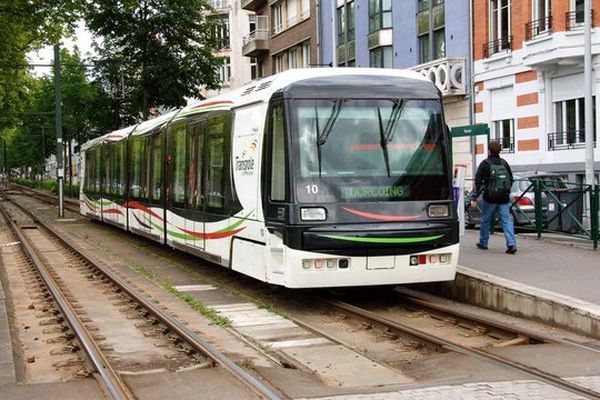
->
[486,0,511,57]
[492,119,514,153]
[286,0,298,26]
[369,0,392,33]
[551,97,597,149]
[568,0,585,28]
[250,57,258,80]
[288,47,299,68]
[249,14,256,32]
[301,0,310,19]
[417,0,445,63]
[275,54,286,73]
[527,0,551,40]
[369,46,393,68]
[337,1,355,67]
[219,57,231,83]
[273,3,283,34]
[213,17,230,49]
[301,41,311,67]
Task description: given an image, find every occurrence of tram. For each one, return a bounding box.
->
[80,68,459,288]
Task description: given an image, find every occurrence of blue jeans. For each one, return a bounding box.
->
[479,199,516,248]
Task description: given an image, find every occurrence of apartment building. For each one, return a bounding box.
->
[473,0,600,183]
[319,0,475,175]
[241,0,318,77]
[202,0,256,97]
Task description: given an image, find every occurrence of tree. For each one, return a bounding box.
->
[4,48,101,176]
[84,0,224,120]
[0,1,81,120]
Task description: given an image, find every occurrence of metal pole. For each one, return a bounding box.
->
[584,0,595,187]
[3,139,6,176]
[468,0,477,181]
[331,0,337,67]
[54,45,64,218]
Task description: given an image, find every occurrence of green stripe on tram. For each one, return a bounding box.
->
[317,234,444,244]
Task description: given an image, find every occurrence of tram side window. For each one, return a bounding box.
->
[206,113,231,212]
[150,132,163,203]
[192,123,204,210]
[130,138,142,198]
[85,151,92,193]
[117,142,126,196]
[270,103,287,202]
[95,149,102,194]
[186,124,199,209]
[141,136,151,201]
[171,124,187,207]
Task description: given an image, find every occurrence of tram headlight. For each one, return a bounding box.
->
[427,204,449,218]
[301,207,327,221]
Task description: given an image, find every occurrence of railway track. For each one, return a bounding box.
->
[0,191,283,400]
[317,291,600,400]
[8,182,600,398]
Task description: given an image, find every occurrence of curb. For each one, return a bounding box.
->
[421,265,600,338]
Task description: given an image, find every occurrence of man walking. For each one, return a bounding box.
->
[472,140,517,254]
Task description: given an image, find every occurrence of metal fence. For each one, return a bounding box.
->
[465,178,599,249]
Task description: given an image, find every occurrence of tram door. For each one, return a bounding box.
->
[166,120,205,249]
[183,121,206,250]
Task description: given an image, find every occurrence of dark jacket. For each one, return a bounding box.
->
[474,155,513,204]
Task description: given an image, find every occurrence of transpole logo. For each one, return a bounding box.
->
[235,140,257,176]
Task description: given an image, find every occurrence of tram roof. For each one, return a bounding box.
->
[82,68,435,151]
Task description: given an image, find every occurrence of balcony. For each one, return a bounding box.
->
[210,0,230,13]
[548,131,596,151]
[482,36,512,58]
[243,16,269,57]
[412,57,466,97]
[241,0,267,12]
[566,10,595,30]
[526,16,552,41]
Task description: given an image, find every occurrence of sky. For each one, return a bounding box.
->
[27,21,96,76]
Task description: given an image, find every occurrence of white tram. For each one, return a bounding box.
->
[80,68,459,288]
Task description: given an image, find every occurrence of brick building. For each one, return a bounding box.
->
[473,0,600,183]
[241,0,318,77]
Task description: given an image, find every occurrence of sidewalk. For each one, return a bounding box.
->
[459,229,600,305]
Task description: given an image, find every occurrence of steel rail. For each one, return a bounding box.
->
[0,200,135,400]
[396,291,600,355]
[325,298,600,400]
[2,191,285,400]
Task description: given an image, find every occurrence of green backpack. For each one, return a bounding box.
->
[484,160,511,202]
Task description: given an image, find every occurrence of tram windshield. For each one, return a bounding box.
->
[289,98,450,203]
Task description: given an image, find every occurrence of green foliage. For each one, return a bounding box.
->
[84,0,225,120]
[0,1,81,123]
[11,178,79,198]
[4,48,102,173]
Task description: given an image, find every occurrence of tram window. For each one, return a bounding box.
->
[102,146,111,195]
[85,151,92,193]
[130,138,142,198]
[186,126,198,209]
[206,114,231,212]
[171,124,187,207]
[270,103,286,201]
[193,123,204,210]
[117,142,126,196]
[95,149,101,193]
[141,137,151,201]
[150,133,163,203]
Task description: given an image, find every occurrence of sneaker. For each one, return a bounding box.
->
[506,246,517,254]
[476,243,488,250]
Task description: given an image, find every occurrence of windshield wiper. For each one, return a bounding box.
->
[377,107,391,178]
[382,99,405,145]
[317,99,343,146]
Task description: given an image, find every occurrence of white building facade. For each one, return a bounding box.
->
[473,0,600,184]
